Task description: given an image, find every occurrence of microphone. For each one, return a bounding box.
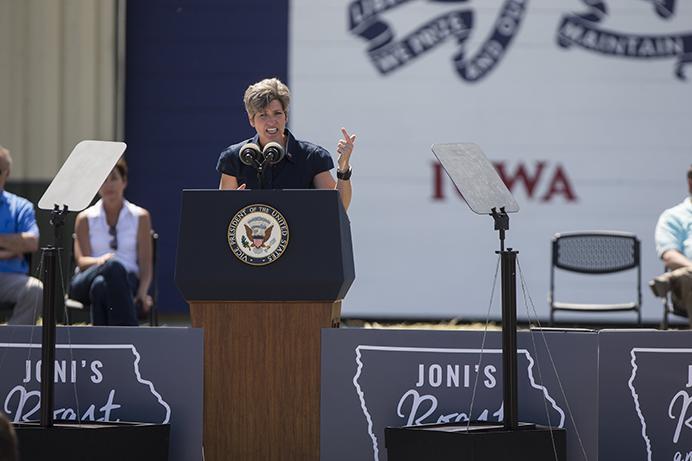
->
[263,142,285,165]
[239,143,262,166]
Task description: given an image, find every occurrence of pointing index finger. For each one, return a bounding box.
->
[341,127,355,144]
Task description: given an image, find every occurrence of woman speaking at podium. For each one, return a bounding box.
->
[216,77,356,210]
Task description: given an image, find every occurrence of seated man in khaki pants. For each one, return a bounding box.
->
[0,145,42,324]
[651,164,692,326]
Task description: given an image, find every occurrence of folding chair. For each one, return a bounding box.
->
[549,231,642,325]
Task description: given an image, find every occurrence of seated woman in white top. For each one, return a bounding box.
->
[69,158,153,326]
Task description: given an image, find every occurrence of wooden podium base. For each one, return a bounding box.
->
[190,300,341,461]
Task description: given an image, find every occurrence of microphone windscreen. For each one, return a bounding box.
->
[263,142,285,164]
[239,143,261,166]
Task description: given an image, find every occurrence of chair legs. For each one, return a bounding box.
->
[661,297,670,330]
[659,294,690,330]
[149,306,158,326]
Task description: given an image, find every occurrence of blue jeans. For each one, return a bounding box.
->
[69,259,139,326]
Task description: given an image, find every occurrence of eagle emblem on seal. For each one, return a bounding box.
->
[245,224,274,249]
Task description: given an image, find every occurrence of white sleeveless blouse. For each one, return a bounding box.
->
[84,199,143,274]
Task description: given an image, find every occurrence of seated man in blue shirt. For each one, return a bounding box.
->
[652,164,692,325]
[217,78,356,211]
[0,145,42,325]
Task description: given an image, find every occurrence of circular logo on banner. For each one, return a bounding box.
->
[227,204,289,266]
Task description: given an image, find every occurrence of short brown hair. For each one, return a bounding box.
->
[688,164,692,181]
[114,157,128,181]
[243,78,290,119]
[0,412,18,461]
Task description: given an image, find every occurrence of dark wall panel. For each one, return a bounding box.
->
[125,0,289,313]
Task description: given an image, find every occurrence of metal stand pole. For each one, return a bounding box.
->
[39,246,57,427]
[492,207,518,430]
[256,165,265,189]
[39,206,66,427]
[500,249,518,430]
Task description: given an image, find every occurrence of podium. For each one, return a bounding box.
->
[175,189,354,461]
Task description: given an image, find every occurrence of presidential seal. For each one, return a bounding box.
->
[227,204,289,266]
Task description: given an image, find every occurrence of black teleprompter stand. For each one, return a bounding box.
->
[385,143,566,461]
[12,141,170,461]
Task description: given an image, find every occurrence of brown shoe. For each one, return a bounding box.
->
[649,276,670,298]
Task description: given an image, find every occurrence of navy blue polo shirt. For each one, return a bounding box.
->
[216,129,334,189]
